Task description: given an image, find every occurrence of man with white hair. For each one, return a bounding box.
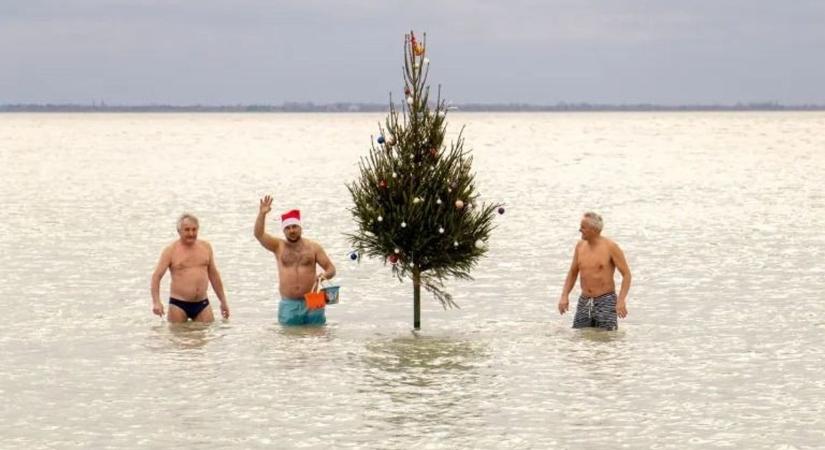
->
[558,211,631,330]
[254,195,336,325]
[150,213,230,322]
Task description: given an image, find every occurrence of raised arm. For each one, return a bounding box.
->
[206,242,230,319]
[254,195,281,253]
[610,241,631,318]
[315,243,336,282]
[150,245,173,317]
[558,242,581,315]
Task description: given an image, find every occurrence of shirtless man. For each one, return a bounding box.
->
[254,195,336,326]
[150,214,230,323]
[558,212,631,331]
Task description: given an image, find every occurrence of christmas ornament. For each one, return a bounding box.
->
[377,135,385,144]
[394,248,400,254]
[453,241,459,247]
[401,222,407,228]
[438,227,445,234]
[498,207,505,215]
[389,254,399,264]
[404,87,411,96]
[392,172,397,178]
[379,180,387,189]
[429,148,438,158]
[436,198,442,205]
[414,43,425,56]
[455,200,464,209]
[423,57,430,65]
[406,97,414,105]
[386,135,396,146]
[377,215,383,222]
[413,197,422,204]
[475,239,485,248]
[348,251,359,261]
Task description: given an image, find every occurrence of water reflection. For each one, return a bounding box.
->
[571,327,627,343]
[145,321,226,352]
[359,335,491,437]
[273,324,333,340]
[363,335,487,375]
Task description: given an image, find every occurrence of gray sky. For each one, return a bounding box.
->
[2,0,824,105]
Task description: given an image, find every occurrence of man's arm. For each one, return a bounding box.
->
[315,243,336,282]
[558,242,580,315]
[206,242,230,319]
[610,241,631,318]
[150,245,172,317]
[254,195,281,253]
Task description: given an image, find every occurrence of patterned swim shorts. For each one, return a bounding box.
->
[572,292,618,331]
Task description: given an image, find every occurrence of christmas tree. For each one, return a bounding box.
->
[347,31,501,329]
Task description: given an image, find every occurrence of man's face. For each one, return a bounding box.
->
[283,224,302,242]
[579,219,597,240]
[178,219,199,245]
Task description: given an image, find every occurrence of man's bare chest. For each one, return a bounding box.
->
[171,249,209,271]
[578,249,612,272]
[280,248,315,267]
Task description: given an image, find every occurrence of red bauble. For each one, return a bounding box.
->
[388,254,399,264]
[379,180,387,189]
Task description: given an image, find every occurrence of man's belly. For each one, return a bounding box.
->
[580,274,615,297]
[279,272,316,299]
[170,272,209,300]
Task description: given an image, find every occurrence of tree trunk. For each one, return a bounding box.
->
[413,265,421,329]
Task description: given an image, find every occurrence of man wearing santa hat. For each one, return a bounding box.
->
[254,194,336,325]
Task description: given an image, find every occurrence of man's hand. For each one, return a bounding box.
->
[616,298,628,318]
[220,302,230,320]
[152,301,165,318]
[558,295,569,315]
[260,195,273,215]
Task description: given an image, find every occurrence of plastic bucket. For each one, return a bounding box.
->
[322,285,340,305]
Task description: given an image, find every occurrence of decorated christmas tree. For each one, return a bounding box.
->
[347,31,502,329]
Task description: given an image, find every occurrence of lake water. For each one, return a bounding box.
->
[1,112,824,449]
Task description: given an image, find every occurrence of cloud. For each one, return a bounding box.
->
[1,0,824,104]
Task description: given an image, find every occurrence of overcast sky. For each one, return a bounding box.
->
[2,0,824,105]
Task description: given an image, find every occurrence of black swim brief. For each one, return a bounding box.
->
[169,298,210,320]
[572,292,618,331]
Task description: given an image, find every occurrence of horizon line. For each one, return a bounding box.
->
[2,101,825,112]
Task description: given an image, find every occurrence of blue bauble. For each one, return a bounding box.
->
[498,207,505,215]
[377,136,385,144]
[348,251,359,261]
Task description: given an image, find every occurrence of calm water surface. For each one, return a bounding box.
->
[1,112,824,449]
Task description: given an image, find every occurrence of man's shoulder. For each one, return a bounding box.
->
[195,240,215,256]
[303,239,329,254]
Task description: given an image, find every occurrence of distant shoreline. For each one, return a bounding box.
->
[2,102,824,113]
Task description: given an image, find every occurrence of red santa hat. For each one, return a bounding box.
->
[281,209,301,229]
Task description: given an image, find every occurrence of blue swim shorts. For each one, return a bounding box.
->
[278,298,326,326]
